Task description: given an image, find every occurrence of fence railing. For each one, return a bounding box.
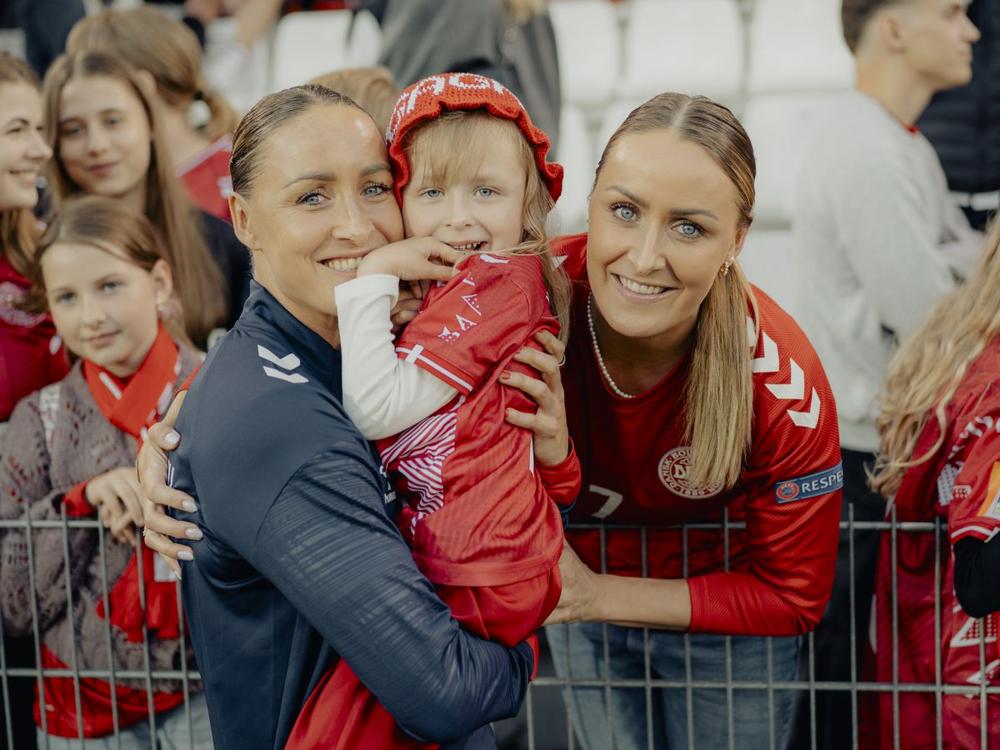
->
[1,508,996,749]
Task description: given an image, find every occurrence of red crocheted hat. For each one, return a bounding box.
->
[385,72,563,203]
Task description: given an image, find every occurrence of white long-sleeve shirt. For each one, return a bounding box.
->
[334,274,457,440]
[793,90,983,452]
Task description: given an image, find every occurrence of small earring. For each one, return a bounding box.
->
[720,259,733,277]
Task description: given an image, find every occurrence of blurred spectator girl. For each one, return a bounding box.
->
[0,51,66,431]
[41,50,249,349]
[0,196,209,747]
[67,6,239,222]
[866,217,1000,748]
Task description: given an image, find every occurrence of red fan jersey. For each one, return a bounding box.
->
[0,255,67,421]
[551,233,843,636]
[378,252,568,587]
[863,337,1000,750]
[177,135,232,222]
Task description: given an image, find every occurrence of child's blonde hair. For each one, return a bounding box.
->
[404,111,570,343]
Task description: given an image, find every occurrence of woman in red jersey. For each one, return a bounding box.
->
[136,92,843,749]
[524,92,843,750]
[0,49,67,750]
[0,52,66,431]
[863,219,1000,749]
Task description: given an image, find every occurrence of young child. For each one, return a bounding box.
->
[0,196,211,745]
[286,74,580,749]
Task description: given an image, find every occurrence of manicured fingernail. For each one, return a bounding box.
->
[500,371,511,380]
[185,527,204,540]
[182,500,197,513]
[164,430,179,447]
[177,550,194,561]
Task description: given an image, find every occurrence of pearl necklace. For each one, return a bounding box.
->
[587,293,637,399]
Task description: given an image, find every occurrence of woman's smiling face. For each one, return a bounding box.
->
[586,127,747,345]
[231,103,403,343]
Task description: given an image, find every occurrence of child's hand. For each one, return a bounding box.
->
[86,467,145,546]
[357,237,464,283]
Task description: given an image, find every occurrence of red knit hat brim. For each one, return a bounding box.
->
[386,73,563,204]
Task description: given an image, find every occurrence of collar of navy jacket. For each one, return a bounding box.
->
[239,280,343,401]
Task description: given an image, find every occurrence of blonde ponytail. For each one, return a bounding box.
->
[685,264,758,489]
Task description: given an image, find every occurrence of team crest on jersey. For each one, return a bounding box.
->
[657,447,723,499]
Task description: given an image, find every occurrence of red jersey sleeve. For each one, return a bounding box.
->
[687,293,843,635]
[536,439,582,508]
[549,233,588,283]
[395,254,551,395]
[947,406,1000,544]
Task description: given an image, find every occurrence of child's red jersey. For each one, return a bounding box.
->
[551,233,843,636]
[378,252,567,587]
[864,336,1000,749]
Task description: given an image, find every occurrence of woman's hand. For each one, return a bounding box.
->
[358,237,464,283]
[86,467,145,546]
[136,391,202,576]
[502,330,570,466]
[544,541,602,625]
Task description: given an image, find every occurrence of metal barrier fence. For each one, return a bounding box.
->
[1,507,998,749]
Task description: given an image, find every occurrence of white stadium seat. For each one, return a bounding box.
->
[748,0,854,94]
[595,99,645,159]
[549,0,622,109]
[554,104,597,234]
[347,9,383,68]
[740,228,802,318]
[272,10,353,91]
[621,0,744,106]
[743,93,843,227]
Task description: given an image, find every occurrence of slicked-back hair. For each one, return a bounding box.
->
[230,85,367,198]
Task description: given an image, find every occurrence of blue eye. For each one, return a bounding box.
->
[476,187,496,198]
[55,291,75,305]
[101,280,121,293]
[422,188,443,199]
[298,191,324,206]
[363,182,390,197]
[676,221,703,238]
[612,203,637,222]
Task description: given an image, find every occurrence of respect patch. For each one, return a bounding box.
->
[774,462,844,504]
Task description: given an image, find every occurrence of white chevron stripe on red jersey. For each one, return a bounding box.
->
[749,321,821,430]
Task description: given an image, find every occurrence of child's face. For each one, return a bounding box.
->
[57,75,152,204]
[401,133,526,254]
[42,242,169,377]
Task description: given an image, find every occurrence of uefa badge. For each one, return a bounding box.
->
[657,446,723,500]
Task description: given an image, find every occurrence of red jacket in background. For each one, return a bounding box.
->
[0,255,67,423]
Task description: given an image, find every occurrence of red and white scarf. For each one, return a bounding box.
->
[83,323,181,644]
